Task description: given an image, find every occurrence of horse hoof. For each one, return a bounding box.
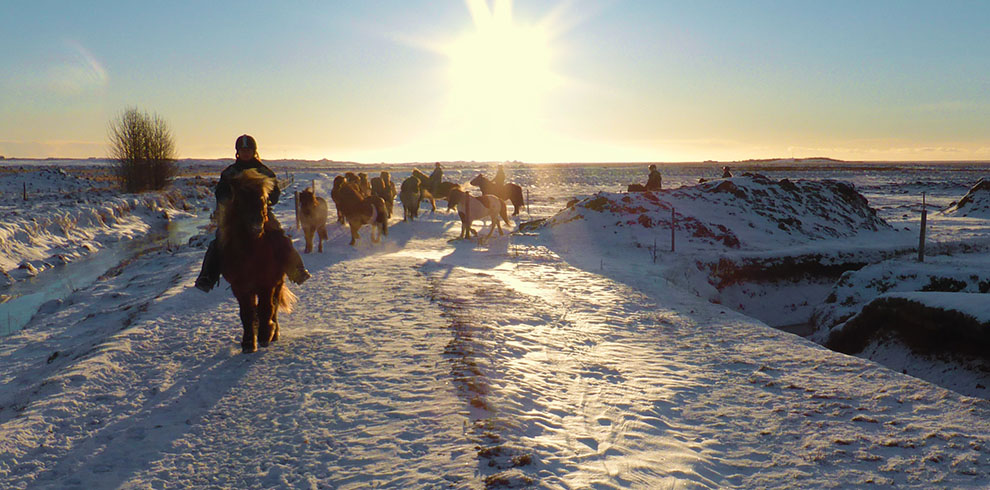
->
[259,340,269,348]
[242,344,257,354]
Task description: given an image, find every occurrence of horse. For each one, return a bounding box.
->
[448,188,510,243]
[358,172,373,197]
[400,176,432,221]
[370,171,397,218]
[469,174,524,216]
[408,169,438,212]
[330,175,347,224]
[218,169,298,353]
[411,168,461,205]
[336,179,388,246]
[298,187,329,253]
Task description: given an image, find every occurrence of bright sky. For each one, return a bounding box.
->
[2,0,989,163]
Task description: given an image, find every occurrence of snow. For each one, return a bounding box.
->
[1,161,990,488]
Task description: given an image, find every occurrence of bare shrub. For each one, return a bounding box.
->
[107,107,177,192]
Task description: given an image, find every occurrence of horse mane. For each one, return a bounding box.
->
[219,168,274,250]
[299,187,316,206]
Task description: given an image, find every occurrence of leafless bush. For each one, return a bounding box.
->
[107,107,177,192]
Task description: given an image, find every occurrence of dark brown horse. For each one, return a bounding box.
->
[469,174,524,216]
[336,178,389,246]
[400,176,432,221]
[298,187,328,253]
[411,168,459,204]
[219,169,297,353]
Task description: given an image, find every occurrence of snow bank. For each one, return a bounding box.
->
[536,173,892,252]
[810,256,990,344]
[945,178,990,217]
[0,167,212,283]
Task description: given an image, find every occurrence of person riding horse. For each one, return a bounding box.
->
[646,164,662,191]
[195,134,310,292]
[493,164,506,195]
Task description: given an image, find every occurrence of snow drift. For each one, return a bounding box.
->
[945,178,990,217]
[537,173,892,251]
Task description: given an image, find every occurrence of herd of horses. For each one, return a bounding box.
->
[219,166,524,353]
[298,168,524,248]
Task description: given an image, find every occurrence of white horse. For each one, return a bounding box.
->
[448,189,510,243]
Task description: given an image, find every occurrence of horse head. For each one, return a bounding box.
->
[469,174,486,187]
[228,169,272,238]
[299,188,317,209]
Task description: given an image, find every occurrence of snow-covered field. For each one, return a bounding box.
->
[1,159,989,488]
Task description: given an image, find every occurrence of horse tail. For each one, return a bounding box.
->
[500,199,510,225]
[278,284,298,314]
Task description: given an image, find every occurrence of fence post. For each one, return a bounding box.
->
[23,182,27,201]
[918,192,926,262]
[671,207,676,253]
[526,189,531,216]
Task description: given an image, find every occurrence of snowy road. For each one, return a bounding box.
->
[2,212,988,489]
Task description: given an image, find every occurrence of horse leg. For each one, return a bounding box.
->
[270,283,281,342]
[257,287,276,347]
[348,219,360,246]
[303,227,313,253]
[236,292,258,353]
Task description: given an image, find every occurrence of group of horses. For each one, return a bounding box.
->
[217,166,523,353]
[296,168,525,249]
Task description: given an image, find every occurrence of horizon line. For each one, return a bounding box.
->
[4,156,990,166]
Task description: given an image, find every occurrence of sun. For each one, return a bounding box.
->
[441,0,559,159]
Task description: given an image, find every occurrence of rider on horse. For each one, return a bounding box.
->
[195,134,311,292]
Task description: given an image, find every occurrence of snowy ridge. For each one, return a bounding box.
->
[945,177,990,217]
[811,257,990,344]
[539,174,892,252]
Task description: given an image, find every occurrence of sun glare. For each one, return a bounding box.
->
[441,0,559,160]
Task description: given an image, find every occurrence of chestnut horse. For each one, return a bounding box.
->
[219,169,297,353]
[370,171,397,218]
[298,187,329,253]
[335,177,389,245]
[448,188,510,243]
[469,174,524,216]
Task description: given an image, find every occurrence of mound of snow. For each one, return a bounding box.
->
[945,178,990,217]
[536,173,891,251]
[809,256,990,344]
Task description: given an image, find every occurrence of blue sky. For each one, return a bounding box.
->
[1,0,988,162]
